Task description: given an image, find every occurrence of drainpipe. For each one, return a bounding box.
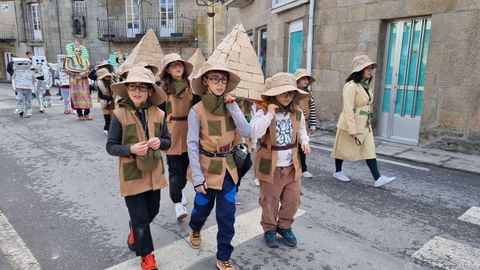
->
[56,0,63,54]
[306,0,315,74]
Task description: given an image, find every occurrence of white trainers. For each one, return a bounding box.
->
[333,171,350,182]
[254,178,260,186]
[374,175,396,188]
[302,171,313,178]
[175,203,188,220]
[181,191,188,206]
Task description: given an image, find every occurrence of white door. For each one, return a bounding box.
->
[4,52,13,80]
[30,3,42,41]
[126,0,140,38]
[159,0,175,36]
[377,18,431,145]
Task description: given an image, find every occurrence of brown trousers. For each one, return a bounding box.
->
[259,165,301,231]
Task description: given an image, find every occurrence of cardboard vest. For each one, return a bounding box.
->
[164,87,193,155]
[114,106,167,197]
[190,102,239,190]
[255,108,303,183]
[297,90,311,123]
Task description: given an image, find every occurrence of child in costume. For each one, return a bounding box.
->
[95,67,117,133]
[107,66,170,270]
[159,53,200,220]
[294,68,317,178]
[187,60,251,270]
[251,72,311,248]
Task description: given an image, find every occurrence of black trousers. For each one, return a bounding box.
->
[166,152,189,203]
[76,109,90,116]
[103,114,111,131]
[298,144,307,172]
[124,190,161,257]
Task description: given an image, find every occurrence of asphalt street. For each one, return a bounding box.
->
[0,83,479,270]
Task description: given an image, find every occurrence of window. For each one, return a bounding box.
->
[126,0,140,37]
[160,0,175,27]
[30,3,42,40]
[288,20,303,73]
[258,28,267,75]
[74,1,86,16]
[272,0,295,8]
[247,31,253,46]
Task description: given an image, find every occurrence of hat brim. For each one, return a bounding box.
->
[159,59,193,79]
[261,85,309,102]
[352,61,377,74]
[98,63,114,73]
[191,67,240,96]
[111,78,166,106]
[97,72,115,80]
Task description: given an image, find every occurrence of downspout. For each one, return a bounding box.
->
[306,0,315,74]
[56,0,63,54]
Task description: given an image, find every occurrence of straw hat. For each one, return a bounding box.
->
[294,68,316,84]
[159,53,193,79]
[191,60,240,96]
[351,55,377,74]
[97,60,114,73]
[261,72,308,102]
[111,66,166,105]
[97,68,115,80]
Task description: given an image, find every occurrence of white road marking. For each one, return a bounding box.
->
[412,236,480,270]
[0,210,42,270]
[309,144,430,171]
[458,207,480,226]
[107,207,306,270]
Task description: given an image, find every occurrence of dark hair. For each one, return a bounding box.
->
[161,62,190,95]
[116,57,124,64]
[26,51,32,55]
[345,70,373,83]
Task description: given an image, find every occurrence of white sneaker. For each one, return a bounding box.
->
[181,191,188,206]
[302,171,313,178]
[175,203,188,220]
[254,178,260,186]
[103,130,108,135]
[374,175,396,188]
[333,171,350,182]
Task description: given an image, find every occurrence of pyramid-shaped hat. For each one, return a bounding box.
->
[117,29,164,76]
[209,23,265,101]
[187,48,206,80]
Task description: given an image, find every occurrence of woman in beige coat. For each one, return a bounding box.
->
[331,55,395,188]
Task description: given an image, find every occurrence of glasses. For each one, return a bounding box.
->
[206,76,228,85]
[280,91,296,98]
[168,62,184,69]
[127,83,150,92]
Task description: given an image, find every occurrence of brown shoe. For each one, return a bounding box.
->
[84,115,93,120]
[189,230,201,249]
[216,259,235,270]
[78,116,85,121]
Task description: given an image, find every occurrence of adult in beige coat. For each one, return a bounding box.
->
[331,55,396,188]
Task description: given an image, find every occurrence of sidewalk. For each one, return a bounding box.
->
[309,131,480,175]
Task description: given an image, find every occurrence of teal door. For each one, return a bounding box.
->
[288,30,302,73]
[377,18,431,144]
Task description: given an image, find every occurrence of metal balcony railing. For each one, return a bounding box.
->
[0,24,16,40]
[97,15,196,41]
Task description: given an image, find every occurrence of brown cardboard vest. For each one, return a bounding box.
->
[188,102,239,190]
[297,91,312,123]
[255,107,303,183]
[164,87,193,155]
[113,106,167,197]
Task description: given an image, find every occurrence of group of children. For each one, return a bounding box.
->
[102,49,317,270]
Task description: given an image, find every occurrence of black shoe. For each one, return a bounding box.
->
[39,109,44,113]
[19,112,24,117]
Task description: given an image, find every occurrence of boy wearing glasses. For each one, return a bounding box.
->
[251,72,311,248]
[187,60,251,270]
[107,66,171,270]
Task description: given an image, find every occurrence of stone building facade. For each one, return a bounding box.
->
[0,0,227,80]
[226,0,480,154]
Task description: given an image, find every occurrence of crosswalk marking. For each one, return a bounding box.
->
[106,207,306,270]
[412,236,480,270]
[0,210,42,270]
[309,144,430,171]
[458,206,480,226]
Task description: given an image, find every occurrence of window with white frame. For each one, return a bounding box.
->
[74,1,86,16]
[160,0,175,27]
[272,0,295,8]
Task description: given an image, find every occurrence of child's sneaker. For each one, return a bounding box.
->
[264,230,279,248]
[189,230,201,249]
[216,259,235,270]
[141,253,158,270]
[175,203,188,220]
[254,178,260,186]
[277,227,297,247]
[127,222,135,251]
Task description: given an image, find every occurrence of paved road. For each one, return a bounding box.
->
[0,83,479,270]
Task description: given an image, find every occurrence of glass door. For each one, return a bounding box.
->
[378,18,431,144]
[159,0,175,36]
[126,0,140,38]
[30,3,42,41]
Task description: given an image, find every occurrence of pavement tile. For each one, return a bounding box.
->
[396,150,451,166]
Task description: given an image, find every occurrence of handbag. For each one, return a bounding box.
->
[233,143,252,187]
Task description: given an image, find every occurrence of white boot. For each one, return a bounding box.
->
[333,171,350,182]
[175,203,188,220]
[374,175,396,187]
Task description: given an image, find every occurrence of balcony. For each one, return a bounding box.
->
[0,24,16,41]
[224,0,254,8]
[97,15,196,43]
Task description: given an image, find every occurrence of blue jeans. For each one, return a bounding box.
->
[189,174,236,261]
